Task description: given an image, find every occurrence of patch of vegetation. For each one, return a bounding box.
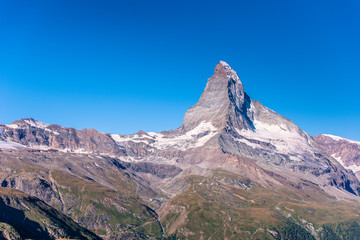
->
[159,169,360,240]
[319,221,360,240]
[0,187,100,240]
[52,170,163,238]
[319,225,341,240]
[276,221,315,240]
[336,221,360,240]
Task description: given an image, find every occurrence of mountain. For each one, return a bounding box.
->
[1,61,360,239]
[315,134,360,175]
[0,187,100,240]
[0,118,126,156]
[110,61,360,197]
[0,151,173,239]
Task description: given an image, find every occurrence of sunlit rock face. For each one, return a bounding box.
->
[182,61,253,133]
[315,134,360,173]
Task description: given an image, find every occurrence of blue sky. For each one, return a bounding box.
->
[1,0,359,140]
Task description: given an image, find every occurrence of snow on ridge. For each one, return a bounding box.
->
[5,124,19,129]
[24,119,49,129]
[331,154,346,166]
[0,140,92,154]
[111,132,154,144]
[219,61,231,68]
[152,121,218,150]
[5,119,49,130]
[332,154,360,173]
[219,61,241,82]
[3,119,61,136]
[111,121,218,151]
[344,164,360,173]
[323,134,360,145]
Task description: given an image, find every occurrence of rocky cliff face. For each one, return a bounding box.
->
[182,61,253,132]
[315,134,360,173]
[0,118,126,156]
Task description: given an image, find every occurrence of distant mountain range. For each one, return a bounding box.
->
[1,62,360,240]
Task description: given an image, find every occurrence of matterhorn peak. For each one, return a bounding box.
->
[181,61,253,132]
[216,61,242,82]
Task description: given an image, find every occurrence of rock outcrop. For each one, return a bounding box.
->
[315,134,360,173]
[0,118,126,156]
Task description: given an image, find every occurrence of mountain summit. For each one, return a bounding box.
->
[183,62,321,164]
[182,61,253,132]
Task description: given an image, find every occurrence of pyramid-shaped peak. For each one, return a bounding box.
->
[182,61,252,132]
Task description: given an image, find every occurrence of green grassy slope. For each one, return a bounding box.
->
[0,187,100,240]
[158,169,360,240]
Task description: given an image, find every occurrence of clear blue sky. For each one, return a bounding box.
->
[1,0,359,140]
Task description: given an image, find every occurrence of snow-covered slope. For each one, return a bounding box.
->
[111,121,218,151]
[6,118,49,129]
[0,141,28,150]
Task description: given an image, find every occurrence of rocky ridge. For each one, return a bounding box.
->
[315,134,360,173]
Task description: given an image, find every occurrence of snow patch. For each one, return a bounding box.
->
[5,121,59,136]
[150,121,218,150]
[0,141,28,150]
[289,155,303,162]
[111,133,153,144]
[111,121,218,151]
[24,119,49,129]
[332,154,360,173]
[235,138,263,149]
[219,61,241,82]
[6,124,19,129]
[236,119,312,155]
[60,148,92,154]
[331,154,345,166]
[346,165,360,173]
